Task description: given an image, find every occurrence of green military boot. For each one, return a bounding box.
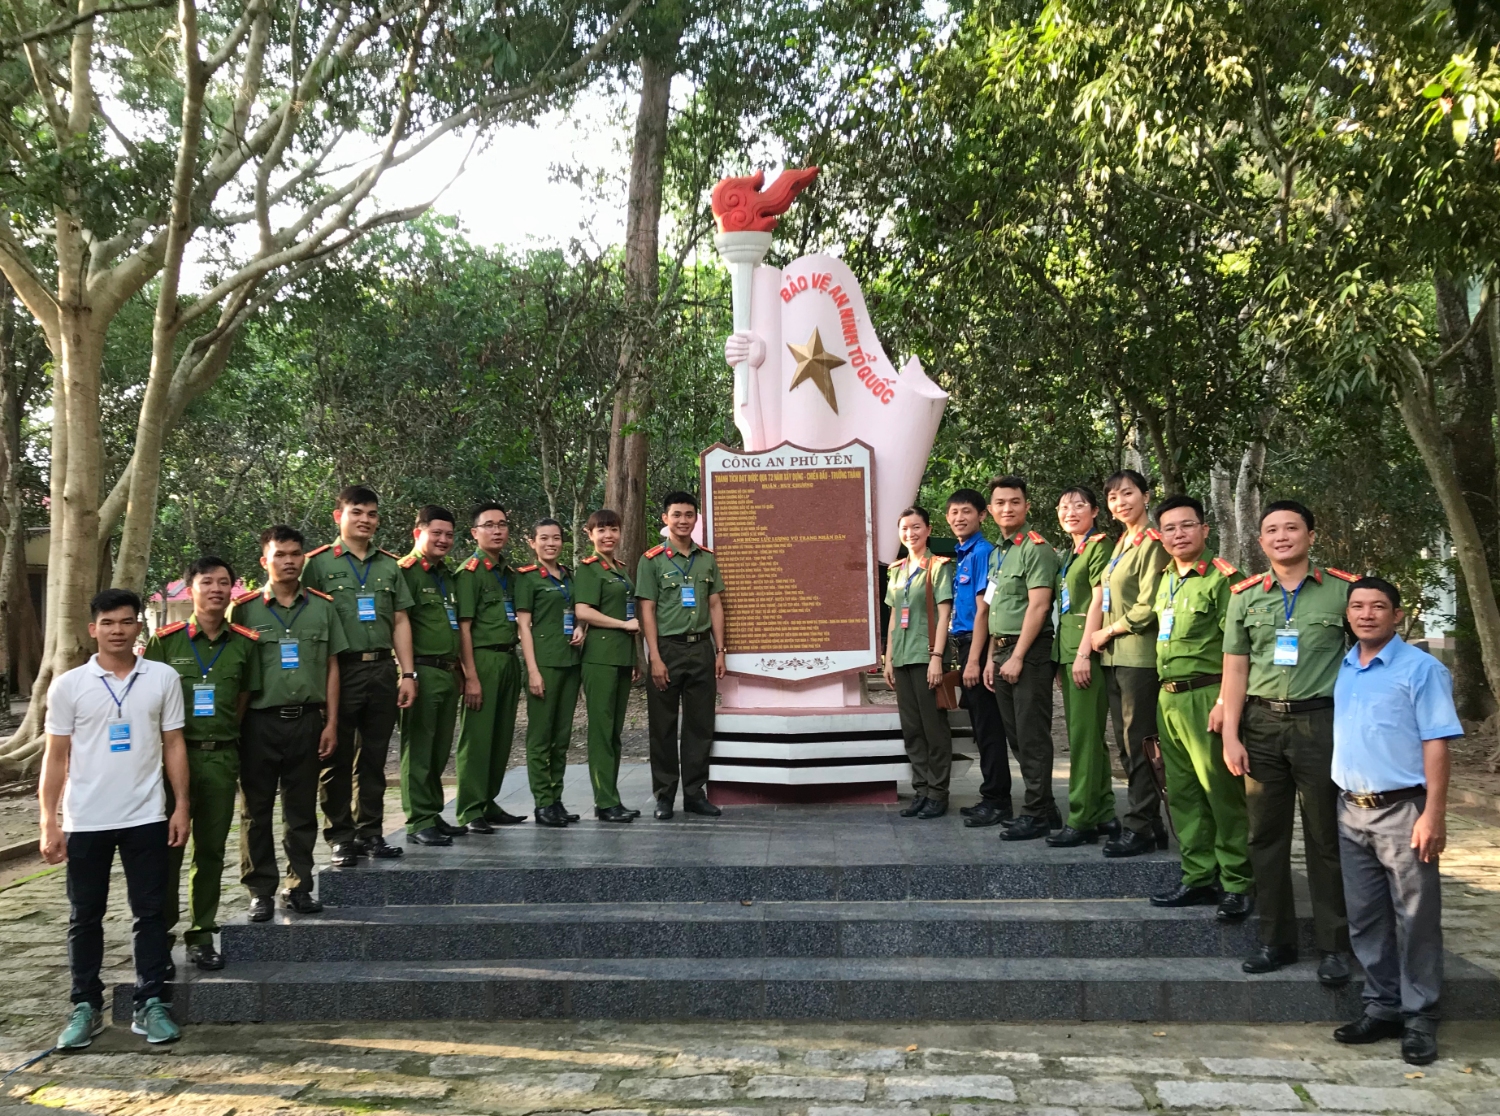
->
[57,1002,103,1049]
[130,997,181,1044]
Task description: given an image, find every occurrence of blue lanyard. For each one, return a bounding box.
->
[344,552,373,589]
[541,567,572,606]
[1281,580,1305,625]
[902,557,926,604]
[268,595,308,635]
[1166,571,1187,606]
[600,558,631,590]
[489,563,510,598]
[1061,534,1094,579]
[99,672,138,716]
[666,548,697,581]
[188,628,228,680]
[429,568,450,603]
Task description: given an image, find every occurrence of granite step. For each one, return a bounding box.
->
[220,899,1303,963]
[126,951,1500,1024]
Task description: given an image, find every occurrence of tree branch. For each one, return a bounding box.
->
[1429,287,1494,372]
[0,0,173,54]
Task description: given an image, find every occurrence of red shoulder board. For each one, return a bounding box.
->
[232,589,258,605]
[1088,532,1107,544]
[1145,528,1162,542]
[379,548,401,560]
[1325,566,1358,583]
[929,554,950,566]
[1027,530,1046,545]
[1211,557,1238,578]
[156,621,186,637]
[698,545,714,555]
[581,555,599,565]
[306,587,333,600]
[643,545,665,559]
[397,553,419,569]
[230,623,260,641]
[516,564,538,574]
[1231,574,1264,594]
[305,543,332,558]
[462,557,479,572]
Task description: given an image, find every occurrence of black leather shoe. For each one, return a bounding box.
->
[1217,891,1253,921]
[365,835,404,859]
[1333,1014,1404,1044]
[1150,882,1221,908]
[900,796,929,818]
[1318,950,1352,988]
[1242,944,1298,973]
[963,801,1009,828]
[623,806,642,818]
[436,818,469,837]
[186,943,223,970]
[916,799,947,819]
[1001,814,1052,841]
[329,842,360,868]
[247,895,274,922]
[1099,816,1122,840]
[485,808,527,825]
[410,826,453,846]
[281,888,323,914]
[165,958,177,982]
[1046,825,1098,847]
[654,797,674,820]
[563,807,581,822]
[1153,822,1169,849]
[1402,1027,1438,1065]
[465,817,495,834]
[1103,828,1156,858]
[683,796,722,817]
[534,804,569,827]
[597,804,635,823]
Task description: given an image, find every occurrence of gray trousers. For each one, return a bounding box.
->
[1338,795,1442,1029]
[894,663,952,803]
[992,637,1057,820]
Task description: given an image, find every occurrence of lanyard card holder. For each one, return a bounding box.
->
[1059,585,1071,614]
[1274,627,1300,666]
[446,604,459,630]
[1101,585,1112,613]
[107,718,132,753]
[562,608,576,637]
[504,599,516,622]
[356,593,377,622]
[279,639,300,669]
[680,582,696,609]
[1158,608,1174,640]
[192,682,215,717]
[625,598,636,621]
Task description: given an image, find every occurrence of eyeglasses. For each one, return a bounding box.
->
[475,520,508,530]
[1159,521,1204,535]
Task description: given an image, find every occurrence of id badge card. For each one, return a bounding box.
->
[279,639,300,669]
[107,718,132,753]
[680,584,696,609]
[983,583,996,605]
[1059,586,1071,615]
[446,604,458,630]
[625,599,636,621]
[1274,627,1300,666]
[900,605,911,629]
[356,593,377,622]
[192,682,215,717]
[1158,608,1174,641]
[562,609,576,637]
[504,600,516,622]
[1101,585,1112,613]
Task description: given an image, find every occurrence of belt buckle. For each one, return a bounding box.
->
[1350,792,1379,809]
[279,706,301,720]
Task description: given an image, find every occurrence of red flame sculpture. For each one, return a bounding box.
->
[711,167,820,233]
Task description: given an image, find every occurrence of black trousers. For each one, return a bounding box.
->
[320,657,397,844]
[951,632,1011,808]
[242,706,322,896]
[67,821,171,1009]
[647,638,717,802]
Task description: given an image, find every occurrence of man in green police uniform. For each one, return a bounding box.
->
[1149,496,1251,920]
[454,501,526,832]
[397,505,466,846]
[304,485,417,867]
[144,556,261,972]
[230,525,347,924]
[1222,499,1356,984]
[637,491,726,821]
[968,476,1060,841]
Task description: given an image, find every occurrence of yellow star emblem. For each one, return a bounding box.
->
[787,328,846,413]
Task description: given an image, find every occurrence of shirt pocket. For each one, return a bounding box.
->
[1242,606,1279,652]
[1299,612,1346,656]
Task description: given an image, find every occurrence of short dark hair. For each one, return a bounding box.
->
[988,474,1028,498]
[336,485,380,510]
[1154,494,1205,522]
[260,524,305,551]
[1104,469,1150,496]
[897,505,930,527]
[1058,484,1098,510]
[1261,499,1315,532]
[528,517,564,538]
[185,555,235,586]
[661,490,699,513]
[415,505,455,528]
[586,508,622,531]
[471,500,508,524]
[90,587,142,620]
[1350,576,1401,610]
[946,488,986,513]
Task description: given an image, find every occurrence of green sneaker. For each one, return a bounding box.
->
[57,1002,103,1049]
[129,997,181,1044]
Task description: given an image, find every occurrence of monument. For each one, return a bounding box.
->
[706,168,949,802]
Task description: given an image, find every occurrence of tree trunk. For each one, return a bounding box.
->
[1233,439,1266,573]
[1210,462,1237,566]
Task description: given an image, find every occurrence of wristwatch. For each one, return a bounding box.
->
[400,671,418,680]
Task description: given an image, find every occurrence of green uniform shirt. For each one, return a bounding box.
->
[635,541,725,637]
[515,563,581,668]
[984,529,1059,638]
[455,551,518,648]
[1054,532,1110,662]
[398,551,461,659]
[1101,527,1168,669]
[884,554,954,668]
[575,554,636,667]
[144,616,262,741]
[230,586,350,708]
[1223,565,1355,700]
[1154,553,1237,681]
[303,541,414,653]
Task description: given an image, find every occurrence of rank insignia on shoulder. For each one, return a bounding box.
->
[698,545,714,554]
[929,554,950,566]
[232,589,258,604]
[305,543,332,558]
[156,621,186,636]
[1028,530,1047,545]
[1211,556,1238,578]
[462,557,479,572]
[1088,532,1107,543]
[1231,574,1265,594]
[581,555,599,565]
[230,623,261,641]
[1145,528,1162,542]
[516,564,538,574]
[397,554,420,569]
[1325,566,1359,582]
[379,548,402,559]
[642,545,666,559]
[307,587,333,600]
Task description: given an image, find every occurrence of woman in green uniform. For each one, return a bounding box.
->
[515,518,585,827]
[1048,485,1120,847]
[573,509,642,823]
[1090,469,1169,857]
[882,506,955,819]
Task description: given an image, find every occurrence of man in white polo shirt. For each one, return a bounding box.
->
[40,589,190,1048]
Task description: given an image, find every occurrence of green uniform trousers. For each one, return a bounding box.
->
[456,649,522,824]
[1243,700,1349,951]
[583,663,632,809]
[164,744,239,948]
[1061,655,1114,830]
[399,663,459,834]
[1157,684,1251,893]
[239,707,321,897]
[1105,664,1163,838]
[646,638,717,802]
[320,656,397,845]
[992,637,1057,821]
[893,663,952,804]
[526,664,582,807]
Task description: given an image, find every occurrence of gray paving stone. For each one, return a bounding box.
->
[1199,1056,1330,1079]
[1155,1080,1301,1109]
[949,1107,1079,1116]
[922,1049,1044,1069]
[1304,1084,1459,1114]
[882,1074,1017,1101]
[174,1080,310,1099]
[290,1052,411,1073]
[1021,1078,1143,1107]
[471,1072,604,1104]
[808,1108,929,1116]
[804,1049,907,1070]
[673,1045,782,1071]
[1061,1056,1190,1076]
[24,1079,178,1112]
[746,1075,868,1101]
[618,1076,735,1101]
[313,1079,451,1100]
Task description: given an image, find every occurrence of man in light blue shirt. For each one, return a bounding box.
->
[1330,577,1461,1066]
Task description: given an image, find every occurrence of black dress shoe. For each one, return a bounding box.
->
[365,835,404,859]
[410,826,453,846]
[683,796,722,817]
[1102,827,1156,858]
[1402,1027,1438,1065]
[962,801,1009,828]
[1099,816,1122,840]
[1217,891,1253,921]
[899,796,929,818]
[623,806,642,818]
[562,807,581,822]
[1046,824,1099,847]
[465,817,495,834]
[916,799,947,819]
[329,842,361,868]
[436,818,469,837]
[1318,950,1352,987]
[1150,882,1221,908]
[247,895,274,922]
[281,888,324,914]
[1242,944,1298,973]
[1152,822,1169,849]
[1333,1014,1404,1044]
[165,958,177,982]
[654,797,674,820]
[485,808,527,825]
[1001,814,1052,841]
[535,804,569,827]
[186,943,223,970]
[596,804,635,823]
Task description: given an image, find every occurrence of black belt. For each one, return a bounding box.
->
[413,655,456,669]
[339,650,391,663]
[252,704,323,721]
[1248,695,1333,714]
[474,643,517,653]
[661,632,712,644]
[1341,785,1425,809]
[186,739,236,751]
[992,634,1020,649]
[1161,673,1222,694]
